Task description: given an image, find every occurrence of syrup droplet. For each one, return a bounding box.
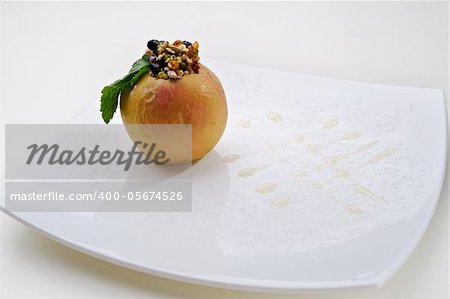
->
[346,205,363,213]
[325,155,345,166]
[312,182,323,189]
[223,154,240,163]
[271,196,291,207]
[305,143,321,151]
[256,183,277,194]
[292,134,304,142]
[335,169,349,178]
[342,131,362,140]
[297,170,308,177]
[357,141,378,152]
[239,120,251,128]
[268,112,282,123]
[367,148,398,164]
[323,119,339,129]
[354,184,387,204]
[238,168,257,177]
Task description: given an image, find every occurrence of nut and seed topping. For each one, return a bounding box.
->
[145,39,200,80]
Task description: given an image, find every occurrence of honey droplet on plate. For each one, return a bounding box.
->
[342,131,362,140]
[239,120,251,128]
[223,154,240,163]
[271,196,291,207]
[312,182,323,189]
[325,155,345,166]
[268,112,282,123]
[267,140,289,150]
[335,169,349,178]
[238,168,257,177]
[323,119,339,129]
[305,143,321,151]
[292,135,304,142]
[357,141,378,152]
[256,183,277,194]
[367,148,398,164]
[346,205,363,214]
[354,184,387,204]
[297,170,308,177]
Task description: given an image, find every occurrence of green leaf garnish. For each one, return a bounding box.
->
[100,57,150,124]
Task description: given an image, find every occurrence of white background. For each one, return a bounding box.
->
[0,2,448,298]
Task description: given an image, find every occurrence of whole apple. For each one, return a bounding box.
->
[120,64,228,163]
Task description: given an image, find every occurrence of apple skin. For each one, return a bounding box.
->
[120,64,227,163]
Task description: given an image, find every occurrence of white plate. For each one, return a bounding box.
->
[1,59,447,292]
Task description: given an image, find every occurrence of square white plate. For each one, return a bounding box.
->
[1,59,447,292]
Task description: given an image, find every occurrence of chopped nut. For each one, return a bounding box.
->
[167,70,178,79]
[157,45,165,55]
[165,47,175,54]
[167,44,188,54]
[157,71,168,79]
[168,60,179,70]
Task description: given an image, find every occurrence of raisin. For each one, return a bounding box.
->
[147,40,160,52]
[149,61,161,75]
[182,41,192,48]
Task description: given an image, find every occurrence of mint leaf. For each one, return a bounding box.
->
[100,57,149,124]
[131,66,150,86]
[129,56,150,73]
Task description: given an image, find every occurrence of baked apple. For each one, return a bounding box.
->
[100,40,227,164]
